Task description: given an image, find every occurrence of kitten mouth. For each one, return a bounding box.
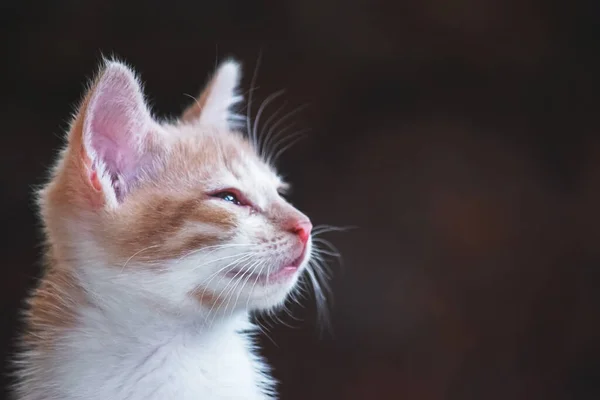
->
[225,247,306,284]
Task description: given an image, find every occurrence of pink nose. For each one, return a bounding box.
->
[290,220,312,244]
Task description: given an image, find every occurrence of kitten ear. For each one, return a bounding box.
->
[181,60,243,129]
[78,60,158,206]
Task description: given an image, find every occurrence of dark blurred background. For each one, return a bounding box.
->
[1,0,599,399]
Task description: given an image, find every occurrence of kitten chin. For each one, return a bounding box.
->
[13,58,326,400]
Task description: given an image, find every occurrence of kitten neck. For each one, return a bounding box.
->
[74,263,250,346]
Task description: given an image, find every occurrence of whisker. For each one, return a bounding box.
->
[209,259,261,327]
[204,257,256,326]
[270,130,310,164]
[120,245,161,273]
[245,262,267,310]
[291,274,310,305]
[312,238,342,259]
[311,247,341,258]
[258,100,288,154]
[195,254,254,306]
[229,261,266,321]
[276,300,302,329]
[246,51,262,150]
[176,243,254,264]
[253,90,286,157]
[253,318,278,348]
[262,120,299,158]
[308,258,333,281]
[260,312,275,330]
[304,265,332,336]
[190,251,255,272]
[226,260,263,319]
[268,308,295,330]
[266,127,308,163]
[194,253,253,287]
[312,225,356,235]
[311,259,334,295]
[262,104,309,162]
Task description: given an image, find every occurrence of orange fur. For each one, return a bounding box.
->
[22,264,86,349]
[24,59,298,352]
[28,64,246,347]
[16,58,315,400]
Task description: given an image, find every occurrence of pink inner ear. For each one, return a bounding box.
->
[84,63,154,201]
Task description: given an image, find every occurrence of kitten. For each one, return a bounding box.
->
[13,58,321,400]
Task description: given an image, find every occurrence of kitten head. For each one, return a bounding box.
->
[39,59,313,316]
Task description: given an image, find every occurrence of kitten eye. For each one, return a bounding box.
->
[211,191,243,206]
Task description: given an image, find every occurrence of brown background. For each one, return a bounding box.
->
[1,0,598,399]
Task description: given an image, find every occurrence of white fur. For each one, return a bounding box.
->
[14,232,297,400]
[17,301,275,400]
[14,205,303,399]
[196,60,244,129]
[14,59,317,400]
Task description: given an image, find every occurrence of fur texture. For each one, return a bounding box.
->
[13,58,319,400]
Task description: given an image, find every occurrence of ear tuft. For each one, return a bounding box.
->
[181,59,243,129]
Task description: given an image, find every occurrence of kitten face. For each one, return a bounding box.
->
[40,59,312,316]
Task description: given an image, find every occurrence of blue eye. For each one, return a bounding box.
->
[212,191,242,206]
